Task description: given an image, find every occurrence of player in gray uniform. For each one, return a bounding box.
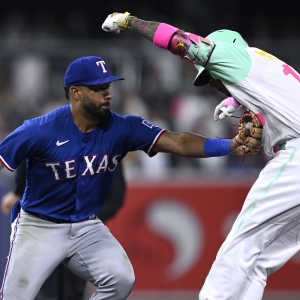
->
[102,12,300,300]
[0,55,250,300]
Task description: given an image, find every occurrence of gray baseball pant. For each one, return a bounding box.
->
[0,209,135,300]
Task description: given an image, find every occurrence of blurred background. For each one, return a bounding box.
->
[0,0,300,299]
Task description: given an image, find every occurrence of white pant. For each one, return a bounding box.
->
[199,139,300,300]
[0,210,135,300]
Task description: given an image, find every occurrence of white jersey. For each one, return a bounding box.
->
[226,48,300,156]
[191,41,300,157]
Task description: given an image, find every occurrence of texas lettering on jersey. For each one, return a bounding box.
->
[0,106,165,219]
[46,154,121,180]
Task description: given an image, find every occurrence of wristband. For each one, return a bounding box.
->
[153,23,179,50]
[203,138,231,157]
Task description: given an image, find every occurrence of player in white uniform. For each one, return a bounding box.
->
[102,12,300,300]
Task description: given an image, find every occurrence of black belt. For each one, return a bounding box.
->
[28,212,96,224]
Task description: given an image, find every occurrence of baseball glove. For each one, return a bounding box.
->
[232,112,263,156]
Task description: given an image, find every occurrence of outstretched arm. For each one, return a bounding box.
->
[102,13,213,64]
[102,12,161,41]
[152,131,226,158]
[151,130,260,158]
[128,18,160,42]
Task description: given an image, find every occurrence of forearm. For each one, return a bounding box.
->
[153,132,232,158]
[129,18,160,42]
[103,13,209,62]
[129,18,211,64]
[171,132,208,158]
[129,19,191,57]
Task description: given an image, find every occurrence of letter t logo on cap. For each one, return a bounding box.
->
[96,61,108,73]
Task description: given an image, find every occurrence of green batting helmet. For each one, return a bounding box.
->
[193,29,248,86]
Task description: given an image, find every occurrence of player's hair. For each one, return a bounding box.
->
[64,87,70,100]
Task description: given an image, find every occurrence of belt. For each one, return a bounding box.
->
[29,212,97,224]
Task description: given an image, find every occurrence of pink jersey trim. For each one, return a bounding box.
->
[148,129,167,156]
[153,23,179,50]
[0,156,14,172]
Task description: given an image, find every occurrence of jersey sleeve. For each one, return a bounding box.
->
[0,120,40,171]
[189,41,252,85]
[121,115,165,157]
[164,30,252,85]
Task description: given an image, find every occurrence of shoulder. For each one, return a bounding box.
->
[213,41,250,57]
[108,111,160,136]
[25,105,71,128]
[246,47,279,60]
[207,43,252,84]
[109,111,143,126]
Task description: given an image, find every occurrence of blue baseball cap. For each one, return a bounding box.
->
[64,56,124,87]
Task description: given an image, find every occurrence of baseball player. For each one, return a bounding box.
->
[102,12,300,300]
[0,55,250,300]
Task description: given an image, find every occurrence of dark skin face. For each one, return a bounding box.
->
[69,83,112,133]
[206,71,232,97]
[80,84,112,119]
